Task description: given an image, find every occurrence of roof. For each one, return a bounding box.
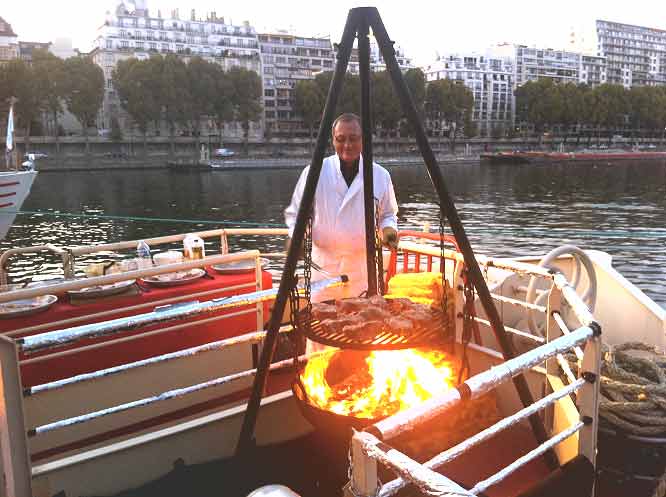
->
[0,16,17,37]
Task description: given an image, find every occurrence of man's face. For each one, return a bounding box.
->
[333,120,362,163]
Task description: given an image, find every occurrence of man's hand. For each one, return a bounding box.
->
[382,227,399,251]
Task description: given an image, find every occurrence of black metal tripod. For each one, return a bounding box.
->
[236,7,553,468]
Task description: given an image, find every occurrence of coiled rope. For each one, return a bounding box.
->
[566,342,666,496]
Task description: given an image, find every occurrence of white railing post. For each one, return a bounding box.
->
[344,431,378,497]
[577,326,602,466]
[544,282,561,429]
[255,255,264,331]
[0,336,32,497]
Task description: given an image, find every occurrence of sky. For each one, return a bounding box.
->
[3,1,666,66]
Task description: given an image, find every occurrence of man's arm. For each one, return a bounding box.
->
[284,166,310,257]
[378,174,399,250]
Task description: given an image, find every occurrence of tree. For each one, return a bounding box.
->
[113,58,162,157]
[110,116,123,142]
[293,79,324,150]
[0,59,42,156]
[156,55,190,158]
[63,57,104,156]
[403,68,426,136]
[185,57,217,156]
[426,79,473,153]
[211,65,234,148]
[228,67,262,155]
[32,50,66,157]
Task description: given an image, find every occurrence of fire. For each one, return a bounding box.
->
[300,348,456,419]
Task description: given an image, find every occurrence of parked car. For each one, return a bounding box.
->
[213,148,235,158]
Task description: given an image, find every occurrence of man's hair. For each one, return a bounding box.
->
[331,113,362,136]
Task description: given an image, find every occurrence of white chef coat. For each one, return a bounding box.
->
[285,154,399,301]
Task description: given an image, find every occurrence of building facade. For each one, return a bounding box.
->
[258,32,334,137]
[596,20,666,87]
[425,53,515,136]
[0,16,18,64]
[347,41,414,74]
[579,54,607,86]
[514,45,582,86]
[18,41,52,62]
[93,1,261,136]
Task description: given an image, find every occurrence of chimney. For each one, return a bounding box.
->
[191,9,196,21]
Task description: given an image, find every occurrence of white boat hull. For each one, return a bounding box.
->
[0,170,37,239]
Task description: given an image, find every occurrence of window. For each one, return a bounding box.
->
[264,89,275,97]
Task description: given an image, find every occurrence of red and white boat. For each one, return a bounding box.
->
[2,101,38,240]
[480,149,666,164]
[0,228,661,497]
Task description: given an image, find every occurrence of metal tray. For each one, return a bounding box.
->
[211,258,268,275]
[142,268,206,287]
[296,299,454,351]
[67,279,137,299]
[0,294,58,319]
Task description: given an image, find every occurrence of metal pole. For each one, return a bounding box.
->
[358,12,378,297]
[367,7,555,467]
[235,9,360,455]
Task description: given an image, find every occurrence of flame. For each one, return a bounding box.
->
[300,348,456,419]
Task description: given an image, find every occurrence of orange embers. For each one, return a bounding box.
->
[300,348,456,419]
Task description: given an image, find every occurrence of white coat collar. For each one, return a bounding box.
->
[332,154,370,211]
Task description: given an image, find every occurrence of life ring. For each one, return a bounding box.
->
[525,245,597,337]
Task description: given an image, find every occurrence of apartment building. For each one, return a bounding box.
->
[596,20,666,87]
[425,53,515,136]
[514,45,581,86]
[0,16,18,64]
[92,1,261,135]
[258,32,334,136]
[580,54,607,86]
[347,41,414,74]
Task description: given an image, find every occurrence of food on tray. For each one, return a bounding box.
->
[320,314,362,334]
[311,302,337,321]
[342,320,383,340]
[358,306,392,321]
[335,297,369,314]
[0,301,39,311]
[312,295,438,342]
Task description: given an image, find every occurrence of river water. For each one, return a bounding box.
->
[2,160,665,308]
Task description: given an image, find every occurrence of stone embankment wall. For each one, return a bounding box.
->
[14,135,663,170]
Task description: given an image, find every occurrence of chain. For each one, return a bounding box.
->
[288,213,313,364]
[374,198,385,295]
[345,446,382,497]
[458,268,475,384]
[303,214,313,309]
[438,204,455,353]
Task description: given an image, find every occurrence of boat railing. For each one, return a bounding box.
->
[0,272,347,497]
[343,249,601,497]
[0,227,290,285]
[347,326,601,497]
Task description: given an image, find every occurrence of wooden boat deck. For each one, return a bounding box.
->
[100,421,550,497]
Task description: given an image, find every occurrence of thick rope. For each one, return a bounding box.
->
[564,342,666,496]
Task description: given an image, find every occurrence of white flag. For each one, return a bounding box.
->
[6,105,13,152]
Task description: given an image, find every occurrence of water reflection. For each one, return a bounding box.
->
[1,161,665,307]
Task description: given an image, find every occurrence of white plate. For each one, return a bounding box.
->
[212,258,268,275]
[142,268,206,287]
[0,294,58,318]
[67,279,137,299]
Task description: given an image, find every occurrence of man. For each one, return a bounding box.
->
[285,113,399,300]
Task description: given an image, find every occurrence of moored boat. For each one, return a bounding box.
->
[480,149,666,165]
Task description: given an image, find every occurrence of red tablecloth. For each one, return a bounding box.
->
[0,269,273,387]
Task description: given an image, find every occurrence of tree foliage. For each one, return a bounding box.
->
[63,57,104,154]
[293,79,323,148]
